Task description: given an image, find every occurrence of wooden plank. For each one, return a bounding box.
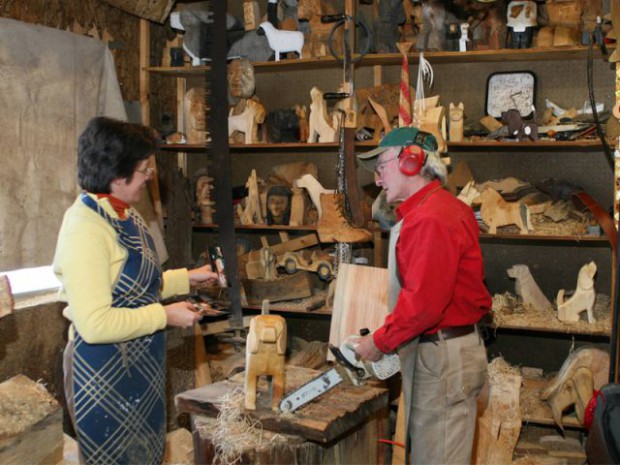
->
[328,263,389,361]
[175,366,389,444]
[194,323,212,388]
[139,19,150,126]
[242,272,313,305]
[0,375,63,465]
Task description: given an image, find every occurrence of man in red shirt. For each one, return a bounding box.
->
[355,126,491,464]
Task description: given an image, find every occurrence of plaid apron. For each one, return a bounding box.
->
[65,193,165,465]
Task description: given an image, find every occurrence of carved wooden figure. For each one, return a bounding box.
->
[448,102,464,142]
[238,170,264,225]
[244,313,287,411]
[294,104,309,142]
[540,346,609,430]
[228,99,265,144]
[308,87,336,143]
[298,0,338,58]
[413,95,447,152]
[556,261,597,324]
[294,173,334,218]
[456,180,479,206]
[507,264,553,310]
[474,187,532,234]
[257,21,304,62]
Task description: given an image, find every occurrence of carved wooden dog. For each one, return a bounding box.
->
[556,261,597,324]
[229,99,265,144]
[244,314,287,411]
[474,187,532,234]
[294,173,334,218]
[448,102,464,142]
[507,264,553,310]
[307,87,336,143]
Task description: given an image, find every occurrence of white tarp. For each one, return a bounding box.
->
[0,17,126,270]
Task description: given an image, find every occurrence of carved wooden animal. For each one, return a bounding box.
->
[414,95,447,152]
[448,102,464,142]
[229,99,265,144]
[294,173,334,218]
[308,87,336,143]
[456,180,479,206]
[556,261,597,324]
[238,170,264,225]
[501,108,538,142]
[298,0,339,58]
[507,264,553,310]
[540,346,609,430]
[294,104,309,142]
[260,247,277,281]
[256,21,304,62]
[244,314,287,411]
[474,187,532,234]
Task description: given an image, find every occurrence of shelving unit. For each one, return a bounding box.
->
[146,13,617,433]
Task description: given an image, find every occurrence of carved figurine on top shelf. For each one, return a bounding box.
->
[195,170,215,224]
[536,0,583,47]
[373,0,407,53]
[540,346,610,430]
[308,87,336,143]
[473,187,533,235]
[446,22,461,52]
[506,1,537,49]
[415,0,457,51]
[469,3,507,50]
[256,21,304,62]
[184,87,208,144]
[507,264,553,311]
[244,310,287,411]
[298,0,339,58]
[459,23,471,51]
[448,102,465,142]
[400,0,423,46]
[266,186,292,225]
[556,261,597,324]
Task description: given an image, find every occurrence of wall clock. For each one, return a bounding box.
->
[485,71,536,119]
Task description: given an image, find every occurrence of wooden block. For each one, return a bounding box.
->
[242,272,312,305]
[163,428,194,465]
[0,375,63,465]
[328,263,389,361]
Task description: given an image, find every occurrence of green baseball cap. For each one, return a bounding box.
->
[357,127,438,172]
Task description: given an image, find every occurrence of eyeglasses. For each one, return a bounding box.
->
[135,167,155,178]
[374,155,399,177]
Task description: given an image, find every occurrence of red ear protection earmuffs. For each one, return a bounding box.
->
[398,145,427,176]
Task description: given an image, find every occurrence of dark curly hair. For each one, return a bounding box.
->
[77,117,159,193]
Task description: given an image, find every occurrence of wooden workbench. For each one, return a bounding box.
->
[175,366,390,464]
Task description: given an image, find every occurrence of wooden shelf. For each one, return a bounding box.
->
[193,223,318,231]
[521,377,583,429]
[448,140,603,151]
[160,139,602,153]
[479,233,609,245]
[145,46,599,76]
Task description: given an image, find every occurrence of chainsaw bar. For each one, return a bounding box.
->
[279,367,343,413]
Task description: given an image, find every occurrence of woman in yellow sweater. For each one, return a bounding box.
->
[53,117,218,464]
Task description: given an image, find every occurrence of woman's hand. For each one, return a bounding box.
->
[353,334,384,362]
[188,264,219,287]
[164,301,202,328]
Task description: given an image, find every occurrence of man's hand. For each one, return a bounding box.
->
[353,334,384,362]
[188,264,219,286]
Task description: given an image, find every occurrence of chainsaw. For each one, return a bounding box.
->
[279,329,400,414]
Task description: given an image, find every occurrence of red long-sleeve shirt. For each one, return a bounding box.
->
[373,180,492,353]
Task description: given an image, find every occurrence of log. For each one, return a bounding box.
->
[0,375,63,465]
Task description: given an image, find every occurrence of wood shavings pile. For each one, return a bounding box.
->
[488,357,521,386]
[0,376,58,437]
[491,292,611,335]
[204,388,289,464]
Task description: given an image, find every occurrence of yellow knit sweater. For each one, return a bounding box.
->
[53,194,189,344]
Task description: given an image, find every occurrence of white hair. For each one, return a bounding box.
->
[420,151,447,184]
